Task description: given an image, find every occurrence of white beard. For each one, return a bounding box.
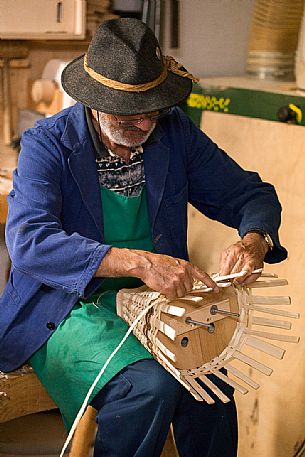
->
[98,113,156,147]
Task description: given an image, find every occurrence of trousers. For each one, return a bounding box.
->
[90,359,238,457]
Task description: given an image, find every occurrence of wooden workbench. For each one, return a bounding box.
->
[0,144,18,224]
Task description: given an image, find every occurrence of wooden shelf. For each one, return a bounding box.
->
[27,38,90,51]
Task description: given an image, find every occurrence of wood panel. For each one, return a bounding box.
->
[187,111,305,457]
[0,367,57,423]
[0,46,84,140]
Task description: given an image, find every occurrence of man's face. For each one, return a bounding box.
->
[98,112,157,147]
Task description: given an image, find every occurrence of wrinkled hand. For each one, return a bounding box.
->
[95,247,218,300]
[138,253,218,300]
[219,232,269,285]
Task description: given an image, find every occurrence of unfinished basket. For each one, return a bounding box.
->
[117,273,299,403]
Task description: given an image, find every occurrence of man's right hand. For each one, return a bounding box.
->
[95,247,218,300]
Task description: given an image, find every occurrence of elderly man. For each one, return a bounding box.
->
[0,18,286,457]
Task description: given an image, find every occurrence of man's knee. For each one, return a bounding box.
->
[123,359,182,409]
[91,360,182,413]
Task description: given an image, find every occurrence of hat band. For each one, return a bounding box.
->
[83,54,199,92]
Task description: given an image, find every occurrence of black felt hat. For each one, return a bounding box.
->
[61,18,196,115]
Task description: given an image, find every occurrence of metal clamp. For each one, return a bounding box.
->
[185,317,215,333]
[210,305,240,318]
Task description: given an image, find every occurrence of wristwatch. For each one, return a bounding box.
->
[245,230,274,251]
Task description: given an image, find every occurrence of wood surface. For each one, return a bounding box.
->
[187,111,305,457]
[69,406,97,457]
[0,367,57,423]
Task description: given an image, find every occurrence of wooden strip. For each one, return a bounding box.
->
[216,282,232,288]
[252,305,299,319]
[159,304,185,317]
[180,295,203,302]
[212,268,263,282]
[154,351,203,402]
[210,368,248,395]
[251,295,291,305]
[249,279,288,288]
[198,374,231,403]
[155,352,203,402]
[154,338,176,362]
[156,351,181,377]
[0,59,30,69]
[185,376,214,404]
[212,271,248,282]
[156,320,176,340]
[226,364,260,389]
[260,272,278,278]
[190,287,213,293]
[245,329,300,343]
[182,383,203,402]
[245,335,285,359]
[233,351,273,375]
[252,316,292,330]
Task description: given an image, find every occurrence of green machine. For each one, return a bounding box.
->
[183,79,305,129]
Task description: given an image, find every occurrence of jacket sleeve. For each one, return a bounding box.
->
[178,109,287,264]
[5,127,110,297]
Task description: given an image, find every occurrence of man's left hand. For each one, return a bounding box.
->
[219,232,269,285]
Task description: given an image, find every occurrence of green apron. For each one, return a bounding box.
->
[30,186,153,430]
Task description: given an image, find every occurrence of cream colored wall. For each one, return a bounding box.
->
[163,0,255,77]
[187,110,305,457]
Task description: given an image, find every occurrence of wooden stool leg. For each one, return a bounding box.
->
[161,425,179,457]
[69,406,97,457]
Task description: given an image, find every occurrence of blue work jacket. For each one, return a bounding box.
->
[0,104,287,372]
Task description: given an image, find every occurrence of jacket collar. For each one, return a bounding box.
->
[62,104,103,238]
[61,103,89,150]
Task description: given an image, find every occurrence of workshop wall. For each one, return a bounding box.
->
[162,0,255,77]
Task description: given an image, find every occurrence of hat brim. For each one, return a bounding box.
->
[61,54,193,115]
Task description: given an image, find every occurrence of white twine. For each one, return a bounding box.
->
[59,299,156,457]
